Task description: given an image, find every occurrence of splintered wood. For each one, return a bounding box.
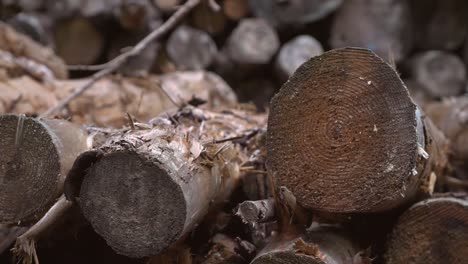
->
[71,106,266,257]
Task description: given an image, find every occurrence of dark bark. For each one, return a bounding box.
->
[267,48,448,213]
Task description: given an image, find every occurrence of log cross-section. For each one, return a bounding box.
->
[75,106,266,258]
[267,47,448,213]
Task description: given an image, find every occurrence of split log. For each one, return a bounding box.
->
[0,22,67,79]
[223,0,249,21]
[267,48,448,213]
[251,225,363,264]
[410,0,468,50]
[0,115,88,224]
[166,25,218,70]
[408,51,467,98]
[275,35,324,81]
[330,0,412,63]
[384,196,468,263]
[72,106,266,257]
[0,71,237,127]
[425,97,468,162]
[53,17,104,65]
[248,0,343,28]
[225,18,279,66]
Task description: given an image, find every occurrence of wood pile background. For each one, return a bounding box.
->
[0,0,468,263]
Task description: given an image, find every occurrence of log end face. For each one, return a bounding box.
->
[385,197,468,263]
[0,114,60,224]
[267,48,418,213]
[252,252,324,264]
[80,152,186,258]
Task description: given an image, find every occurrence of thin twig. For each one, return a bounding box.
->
[208,0,221,12]
[67,63,109,71]
[39,0,201,118]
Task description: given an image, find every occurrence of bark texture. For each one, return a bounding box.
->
[251,226,362,264]
[74,106,266,257]
[384,196,468,264]
[267,48,448,213]
[0,71,237,127]
[0,115,88,224]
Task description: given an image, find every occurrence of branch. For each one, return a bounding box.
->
[39,0,201,118]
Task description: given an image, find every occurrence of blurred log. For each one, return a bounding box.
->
[251,225,363,264]
[153,0,181,13]
[6,12,52,47]
[3,0,44,12]
[235,199,275,225]
[114,0,161,31]
[54,17,104,65]
[191,1,227,35]
[408,51,467,98]
[0,50,55,82]
[384,196,468,263]
[107,29,159,76]
[267,48,448,213]
[404,79,433,109]
[235,78,277,111]
[223,0,249,21]
[200,234,246,264]
[225,18,279,66]
[73,106,266,257]
[248,0,343,28]
[0,71,237,127]
[410,0,468,50]
[275,35,323,81]
[167,25,218,70]
[330,0,412,63]
[0,115,88,224]
[425,97,468,162]
[0,22,67,79]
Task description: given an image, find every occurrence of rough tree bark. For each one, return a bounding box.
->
[69,106,266,257]
[384,195,468,264]
[251,225,363,264]
[267,48,448,213]
[0,115,88,224]
[0,71,237,127]
[330,0,412,63]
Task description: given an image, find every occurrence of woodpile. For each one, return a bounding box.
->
[1,0,468,263]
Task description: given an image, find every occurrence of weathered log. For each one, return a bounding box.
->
[199,234,246,264]
[0,50,56,82]
[425,97,468,162]
[251,225,363,264]
[235,199,275,225]
[248,0,343,28]
[275,35,323,81]
[166,25,218,70]
[330,0,412,63]
[53,17,104,65]
[0,115,88,224]
[0,22,67,79]
[267,48,448,213]
[223,0,249,21]
[225,18,279,66]
[73,106,266,257]
[384,196,468,263]
[0,71,237,127]
[408,51,467,98]
[410,0,468,50]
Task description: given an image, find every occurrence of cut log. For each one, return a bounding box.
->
[166,25,218,70]
[114,0,161,31]
[223,0,249,21]
[0,71,237,127]
[330,0,412,63]
[235,199,275,225]
[425,97,468,162]
[384,196,468,263]
[408,51,467,98]
[53,17,104,65]
[0,22,67,79]
[225,18,279,66]
[191,2,227,35]
[275,35,324,81]
[0,115,88,224]
[410,0,468,50]
[251,225,363,264]
[248,0,343,28]
[267,48,448,213]
[153,0,181,13]
[74,106,266,257]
